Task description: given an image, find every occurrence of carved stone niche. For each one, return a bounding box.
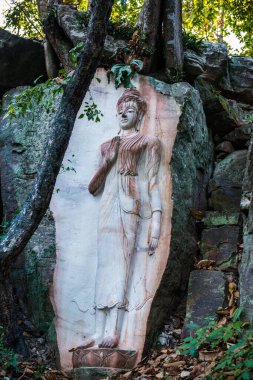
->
[50,69,211,377]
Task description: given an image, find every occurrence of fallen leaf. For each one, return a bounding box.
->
[164,361,186,368]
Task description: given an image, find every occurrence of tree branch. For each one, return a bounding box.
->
[0,0,114,271]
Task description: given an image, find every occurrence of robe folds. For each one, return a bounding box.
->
[94,132,162,310]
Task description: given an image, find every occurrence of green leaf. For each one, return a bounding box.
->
[245,360,253,368]
[241,372,251,380]
[233,306,244,322]
[130,59,143,71]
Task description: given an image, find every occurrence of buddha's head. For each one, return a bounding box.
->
[116,89,147,132]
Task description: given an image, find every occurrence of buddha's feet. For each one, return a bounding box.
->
[81,333,104,349]
[80,337,96,349]
[98,335,119,348]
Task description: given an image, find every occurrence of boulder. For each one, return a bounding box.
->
[195,78,244,136]
[56,5,127,65]
[200,225,239,269]
[184,42,228,83]
[221,56,253,105]
[0,87,59,331]
[222,124,253,150]
[184,49,205,80]
[182,270,225,335]
[208,150,247,211]
[203,212,240,228]
[215,141,234,154]
[201,42,228,82]
[0,29,47,90]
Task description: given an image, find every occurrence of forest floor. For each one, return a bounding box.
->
[1,307,253,379]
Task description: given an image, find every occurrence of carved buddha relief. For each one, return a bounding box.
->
[82,89,162,351]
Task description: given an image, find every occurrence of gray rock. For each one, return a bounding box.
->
[195,78,245,136]
[222,56,253,105]
[184,49,205,79]
[203,212,240,228]
[209,150,247,211]
[223,124,253,150]
[182,270,225,336]
[201,42,228,82]
[56,5,127,65]
[184,42,228,83]
[200,225,239,269]
[0,29,47,90]
[215,141,234,154]
[240,136,253,321]
[0,86,61,331]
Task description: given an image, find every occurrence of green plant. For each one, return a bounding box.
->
[166,65,184,84]
[109,59,143,88]
[212,337,253,380]
[69,42,85,67]
[243,113,253,123]
[0,326,18,370]
[3,77,64,122]
[34,365,45,379]
[2,0,43,39]
[182,30,204,54]
[180,308,253,379]
[79,101,104,122]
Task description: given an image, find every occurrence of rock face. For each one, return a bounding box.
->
[183,270,225,335]
[201,225,239,269]
[0,30,47,94]
[184,42,228,83]
[222,57,253,105]
[0,86,60,331]
[0,70,212,370]
[208,150,247,211]
[240,136,253,321]
[195,79,244,137]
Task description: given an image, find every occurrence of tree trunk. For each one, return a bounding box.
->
[163,0,183,79]
[0,0,114,271]
[43,11,74,71]
[135,0,163,74]
[37,0,74,72]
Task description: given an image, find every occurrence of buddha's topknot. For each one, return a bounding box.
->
[116,89,147,115]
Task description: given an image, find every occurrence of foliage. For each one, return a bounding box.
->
[2,0,43,39]
[1,0,141,40]
[179,308,253,379]
[0,326,18,370]
[111,0,144,25]
[80,100,104,122]
[4,68,103,126]
[3,78,64,122]
[243,113,253,123]
[70,42,85,66]
[182,30,204,54]
[213,337,253,379]
[109,59,143,88]
[182,0,253,56]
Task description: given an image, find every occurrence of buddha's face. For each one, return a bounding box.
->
[118,102,139,130]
